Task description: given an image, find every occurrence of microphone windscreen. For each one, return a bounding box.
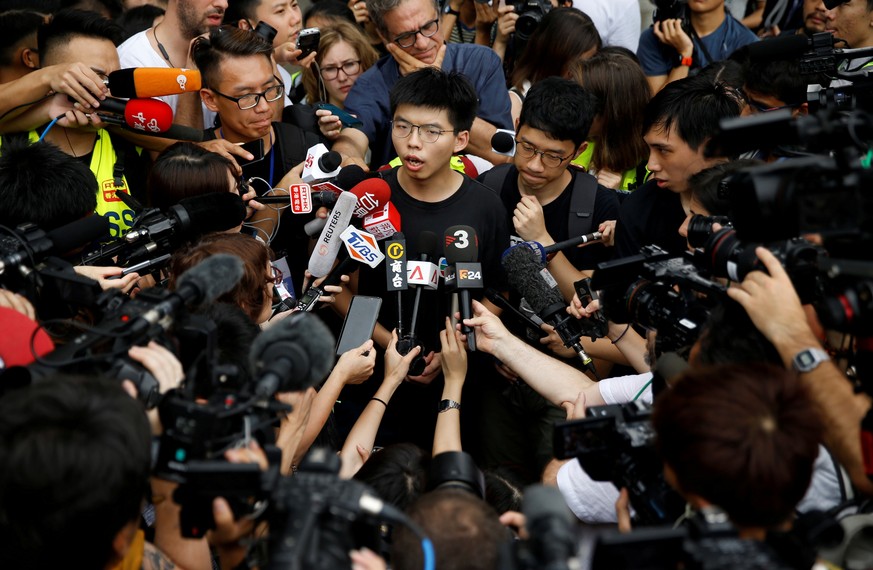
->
[444,225,479,263]
[349,178,391,217]
[319,151,342,173]
[123,98,174,132]
[249,311,336,391]
[46,215,109,253]
[175,253,245,306]
[418,230,439,259]
[335,165,370,191]
[174,192,246,235]
[491,130,516,154]
[747,34,811,61]
[501,245,562,315]
[308,191,356,278]
[107,67,202,99]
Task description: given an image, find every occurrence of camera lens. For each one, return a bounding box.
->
[687,215,731,249]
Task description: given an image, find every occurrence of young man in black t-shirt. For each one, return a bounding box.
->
[478,77,619,302]
[614,75,740,259]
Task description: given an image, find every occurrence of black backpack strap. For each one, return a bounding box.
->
[479,163,513,195]
[273,122,311,175]
[567,168,598,237]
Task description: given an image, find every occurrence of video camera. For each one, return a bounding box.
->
[554,401,686,526]
[652,0,686,23]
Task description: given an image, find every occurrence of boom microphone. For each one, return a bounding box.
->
[746,33,812,61]
[502,245,598,374]
[308,191,357,278]
[520,232,603,264]
[0,215,110,275]
[106,67,202,98]
[249,311,335,398]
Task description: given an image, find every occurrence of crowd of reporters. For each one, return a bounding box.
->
[1,0,873,569]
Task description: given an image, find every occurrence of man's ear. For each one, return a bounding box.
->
[454,129,470,154]
[513,116,519,131]
[237,18,253,31]
[20,47,39,70]
[201,88,219,112]
[572,141,588,161]
[111,520,139,565]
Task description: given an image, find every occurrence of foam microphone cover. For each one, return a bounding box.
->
[318,151,342,173]
[175,253,245,307]
[418,230,439,260]
[349,178,391,218]
[124,98,173,132]
[46,215,109,253]
[308,191,357,278]
[107,67,202,98]
[746,33,811,61]
[444,225,479,263]
[491,129,516,155]
[249,311,336,392]
[172,192,246,235]
[501,245,562,315]
[335,164,370,190]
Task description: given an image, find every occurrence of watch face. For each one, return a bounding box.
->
[797,352,816,367]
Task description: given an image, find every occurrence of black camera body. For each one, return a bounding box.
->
[652,0,687,23]
[510,0,551,42]
[554,401,686,526]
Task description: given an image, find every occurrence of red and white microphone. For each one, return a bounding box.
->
[363,202,401,241]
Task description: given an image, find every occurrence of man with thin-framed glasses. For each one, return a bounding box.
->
[329,0,513,169]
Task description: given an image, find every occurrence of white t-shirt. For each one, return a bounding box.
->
[572,0,641,52]
[117,30,217,128]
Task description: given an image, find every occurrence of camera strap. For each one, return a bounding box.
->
[687,22,715,69]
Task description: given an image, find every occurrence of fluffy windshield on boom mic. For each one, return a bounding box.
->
[249,311,336,396]
[175,253,245,307]
[171,192,246,235]
[106,67,202,98]
[501,245,563,317]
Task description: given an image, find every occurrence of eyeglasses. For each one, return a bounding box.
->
[391,119,454,143]
[514,140,574,168]
[267,265,283,285]
[392,17,440,48]
[747,100,798,114]
[211,76,285,110]
[321,60,362,80]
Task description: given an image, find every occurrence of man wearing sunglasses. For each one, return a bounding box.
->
[331,0,513,169]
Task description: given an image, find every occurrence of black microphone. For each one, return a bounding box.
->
[746,33,812,61]
[444,225,482,351]
[519,232,604,264]
[522,485,577,570]
[0,215,110,274]
[134,253,244,330]
[396,231,438,376]
[303,165,374,236]
[491,129,516,157]
[249,311,335,398]
[384,232,408,335]
[254,191,339,206]
[502,244,598,375]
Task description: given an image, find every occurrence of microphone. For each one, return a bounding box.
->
[396,231,439,377]
[106,67,202,98]
[296,250,357,312]
[255,190,339,207]
[97,97,173,133]
[519,232,603,264]
[502,244,598,375]
[522,485,577,570]
[384,233,408,335]
[444,225,481,351]
[491,129,516,157]
[349,177,391,219]
[0,215,109,275]
[249,311,335,398]
[301,143,342,183]
[310,164,370,195]
[363,202,401,240]
[136,254,244,329]
[307,191,357,278]
[303,168,383,236]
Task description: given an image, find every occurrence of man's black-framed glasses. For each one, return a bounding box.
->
[392,119,453,143]
[514,140,574,168]
[212,75,285,110]
[393,17,440,48]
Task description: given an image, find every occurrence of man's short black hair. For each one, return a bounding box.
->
[0,377,152,570]
[224,0,261,25]
[743,58,829,107]
[192,25,274,90]
[519,76,598,148]
[389,68,478,132]
[0,135,97,230]
[37,8,124,60]
[643,74,741,151]
[0,11,44,66]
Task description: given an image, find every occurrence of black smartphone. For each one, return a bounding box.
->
[296,28,321,59]
[315,102,364,129]
[238,139,265,167]
[336,295,382,356]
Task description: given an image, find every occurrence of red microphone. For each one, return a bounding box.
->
[106,68,202,99]
[348,178,391,219]
[363,202,401,240]
[98,97,173,133]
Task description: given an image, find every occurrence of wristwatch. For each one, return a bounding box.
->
[438,399,461,413]
[792,348,830,373]
[443,3,460,16]
[678,54,693,67]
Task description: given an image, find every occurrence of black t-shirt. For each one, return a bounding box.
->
[356,168,511,350]
[483,165,620,270]
[613,179,687,259]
